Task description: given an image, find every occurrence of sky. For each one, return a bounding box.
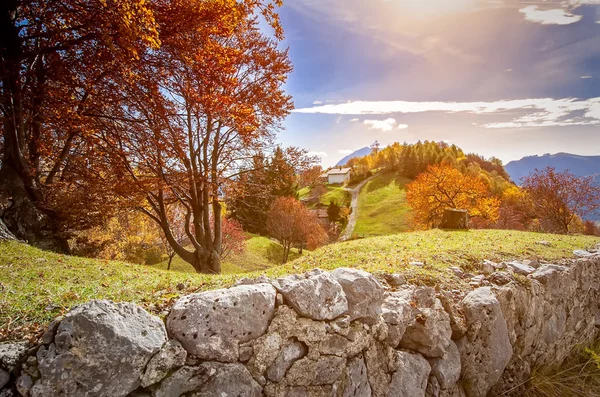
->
[273,0,600,167]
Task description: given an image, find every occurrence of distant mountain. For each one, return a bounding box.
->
[505,152,600,221]
[505,153,600,185]
[335,147,372,166]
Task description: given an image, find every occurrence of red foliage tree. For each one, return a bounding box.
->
[219,218,246,261]
[522,167,600,233]
[0,0,161,250]
[266,197,327,263]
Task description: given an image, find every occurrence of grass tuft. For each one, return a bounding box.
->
[521,338,600,397]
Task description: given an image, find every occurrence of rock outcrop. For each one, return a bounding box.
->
[29,300,167,397]
[1,256,599,397]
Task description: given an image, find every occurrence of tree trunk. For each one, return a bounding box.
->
[167,254,174,270]
[189,248,221,274]
[0,166,69,252]
[0,1,68,252]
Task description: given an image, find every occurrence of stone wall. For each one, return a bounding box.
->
[1,250,599,397]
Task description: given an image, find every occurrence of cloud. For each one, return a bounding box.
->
[363,118,408,131]
[338,149,354,155]
[350,118,360,122]
[519,6,582,25]
[308,151,328,158]
[313,100,323,105]
[293,97,600,129]
[581,75,593,79]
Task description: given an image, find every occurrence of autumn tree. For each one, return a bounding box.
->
[299,165,323,188]
[71,210,164,265]
[406,164,500,228]
[228,147,316,234]
[219,218,246,261]
[0,0,161,250]
[522,167,600,233]
[96,0,292,274]
[266,197,327,263]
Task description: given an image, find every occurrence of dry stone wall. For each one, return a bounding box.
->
[1,249,599,397]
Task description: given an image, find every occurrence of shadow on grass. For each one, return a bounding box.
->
[364,171,411,194]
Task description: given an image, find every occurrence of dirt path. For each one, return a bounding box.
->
[339,174,377,241]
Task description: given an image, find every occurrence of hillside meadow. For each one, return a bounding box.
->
[1,229,598,342]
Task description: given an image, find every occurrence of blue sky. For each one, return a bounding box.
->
[273,0,600,167]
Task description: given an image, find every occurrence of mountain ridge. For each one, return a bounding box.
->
[335,147,372,166]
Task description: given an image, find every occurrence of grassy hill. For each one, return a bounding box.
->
[1,229,598,342]
[151,234,300,274]
[354,171,413,237]
[299,185,351,208]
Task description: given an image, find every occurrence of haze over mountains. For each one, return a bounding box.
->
[505,153,600,185]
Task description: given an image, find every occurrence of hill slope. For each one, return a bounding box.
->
[336,147,372,166]
[353,171,413,237]
[152,235,300,274]
[505,153,600,184]
[1,230,598,341]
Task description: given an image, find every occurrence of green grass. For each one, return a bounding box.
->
[354,171,413,236]
[1,229,598,342]
[286,229,599,288]
[522,337,600,396]
[299,185,351,208]
[320,186,351,207]
[150,234,300,274]
[298,187,311,200]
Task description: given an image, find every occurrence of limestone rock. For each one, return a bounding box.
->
[505,261,535,275]
[437,292,467,340]
[152,366,212,397]
[140,340,187,388]
[364,341,397,397]
[573,249,595,258]
[458,287,512,397]
[384,273,406,287]
[239,346,254,362]
[16,375,33,396]
[30,300,166,397]
[342,356,371,397]
[188,362,262,397]
[398,300,452,358]
[428,341,461,390]
[530,264,568,286]
[488,271,513,286]
[274,270,348,321]
[331,268,384,324]
[0,369,8,390]
[381,290,416,347]
[387,351,431,397]
[0,342,29,372]
[285,356,346,386]
[266,341,308,383]
[480,260,496,275]
[167,283,276,362]
[317,323,372,357]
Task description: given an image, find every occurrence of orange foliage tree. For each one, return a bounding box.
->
[406,164,500,228]
[522,167,600,233]
[97,0,292,273]
[0,0,161,250]
[266,197,327,263]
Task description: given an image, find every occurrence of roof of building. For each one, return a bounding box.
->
[326,167,352,175]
